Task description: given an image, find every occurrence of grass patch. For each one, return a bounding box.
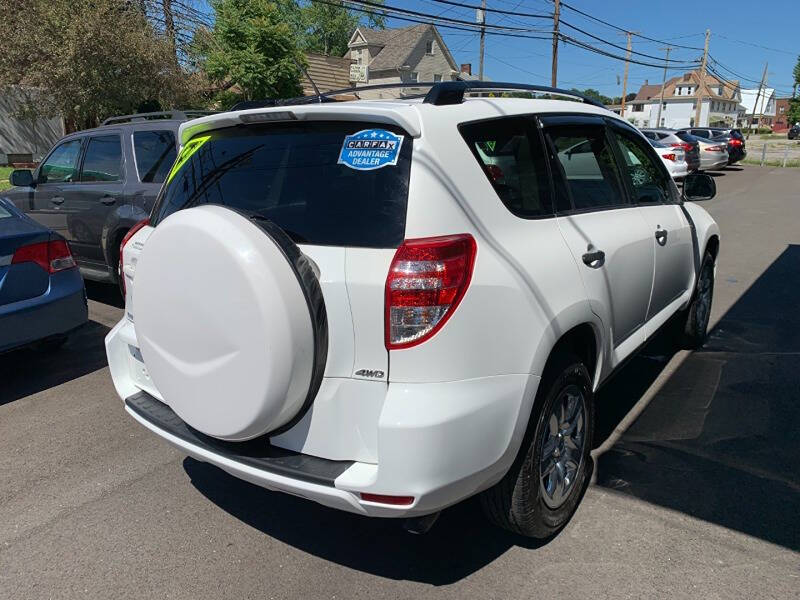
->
[742,158,800,168]
[0,166,14,191]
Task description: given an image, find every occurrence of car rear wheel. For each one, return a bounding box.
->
[480,353,594,539]
[680,250,715,349]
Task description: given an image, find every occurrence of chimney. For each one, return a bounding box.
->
[460,63,472,75]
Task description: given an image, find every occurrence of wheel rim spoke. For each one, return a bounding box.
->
[540,385,587,509]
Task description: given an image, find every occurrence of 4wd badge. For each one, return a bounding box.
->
[338,129,404,171]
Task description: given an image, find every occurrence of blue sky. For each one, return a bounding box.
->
[384,0,798,98]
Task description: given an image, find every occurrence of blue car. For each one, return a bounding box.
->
[0,198,87,353]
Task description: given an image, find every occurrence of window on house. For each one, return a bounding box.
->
[433,73,442,82]
[426,40,434,55]
[662,102,667,109]
[410,71,419,83]
[633,104,643,112]
[675,87,682,96]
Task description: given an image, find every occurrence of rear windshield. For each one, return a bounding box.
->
[151,121,412,248]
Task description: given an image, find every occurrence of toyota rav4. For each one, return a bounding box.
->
[105,82,720,538]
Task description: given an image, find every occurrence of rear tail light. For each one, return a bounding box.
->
[485,164,504,183]
[360,493,414,506]
[119,218,150,295]
[729,139,743,147]
[670,142,693,152]
[705,145,725,152]
[385,234,477,349]
[11,239,76,273]
[661,153,677,161]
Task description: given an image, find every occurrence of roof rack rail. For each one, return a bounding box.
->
[422,81,606,108]
[227,81,607,112]
[101,110,217,126]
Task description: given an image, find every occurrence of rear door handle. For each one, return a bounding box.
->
[50,196,64,205]
[655,228,668,245]
[582,249,605,268]
[100,196,116,206]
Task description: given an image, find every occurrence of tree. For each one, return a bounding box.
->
[0,0,203,129]
[793,55,800,99]
[571,88,614,105]
[193,0,305,103]
[787,98,800,127]
[300,0,385,57]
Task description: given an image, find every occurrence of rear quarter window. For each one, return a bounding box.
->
[152,121,412,248]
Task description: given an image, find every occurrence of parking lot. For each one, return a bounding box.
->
[1,165,798,599]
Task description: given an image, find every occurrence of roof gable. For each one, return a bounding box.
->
[349,25,458,73]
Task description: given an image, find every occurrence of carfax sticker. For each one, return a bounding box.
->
[338,129,404,171]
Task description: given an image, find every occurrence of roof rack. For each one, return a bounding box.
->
[101,110,217,126]
[228,81,607,111]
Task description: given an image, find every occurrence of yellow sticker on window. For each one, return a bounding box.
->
[166,135,211,184]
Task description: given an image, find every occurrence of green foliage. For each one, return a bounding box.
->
[570,88,614,105]
[301,0,385,56]
[787,98,800,126]
[0,166,13,191]
[193,0,305,104]
[0,0,204,129]
[793,55,800,97]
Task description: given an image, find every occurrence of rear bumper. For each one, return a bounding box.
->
[668,161,689,179]
[107,318,538,517]
[0,268,87,353]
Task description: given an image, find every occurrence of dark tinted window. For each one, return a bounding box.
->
[134,130,176,183]
[460,117,552,218]
[153,121,412,248]
[610,128,673,204]
[675,131,698,144]
[80,135,122,182]
[544,125,626,211]
[39,139,82,183]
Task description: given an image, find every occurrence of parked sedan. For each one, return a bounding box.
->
[0,198,87,353]
[647,138,688,179]
[690,135,729,170]
[640,128,701,172]
[681,127,746,164]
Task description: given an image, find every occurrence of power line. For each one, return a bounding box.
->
[561,34,699,70]
[556,0,705,51]
[559,19,701,64]
[426,0,550,19]
[713,34,796,56]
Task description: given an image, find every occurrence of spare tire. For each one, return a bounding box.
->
[134,205,327,441]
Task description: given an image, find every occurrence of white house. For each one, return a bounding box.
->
[740,87,776,129]
[346,24,470,98]
[624,71,741,129]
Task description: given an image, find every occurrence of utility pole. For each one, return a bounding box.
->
[619,32,636,118]
[656,46,672,128]
[478,0,486,81]
[693,29,710,128]
[747,62,768,139]
[551,0,561,87]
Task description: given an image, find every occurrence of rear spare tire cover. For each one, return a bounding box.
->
[134,205,327,441]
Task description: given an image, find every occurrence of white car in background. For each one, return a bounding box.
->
[691,135,729,170]
[648,138,689,179]
[106,82,721,539]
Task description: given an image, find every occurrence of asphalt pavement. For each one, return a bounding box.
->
[1,165,798,599]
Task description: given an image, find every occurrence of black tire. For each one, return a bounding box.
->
[680,250,715,349]
[480,353,594,539]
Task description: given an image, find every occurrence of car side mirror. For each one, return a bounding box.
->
[10,169,35,188]
[682,172,716,202]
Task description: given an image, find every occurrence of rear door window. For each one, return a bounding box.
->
[152,121,412,248]
[543,124,626,212]
[459,116,552,218]
[80,135,122,182]
[134,130,176,183]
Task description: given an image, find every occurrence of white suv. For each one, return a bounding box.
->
[106,82,720,538]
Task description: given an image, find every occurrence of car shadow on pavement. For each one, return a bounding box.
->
[0,319,111,406]
[594,244,800,551]
[184,455,581,584]
[85,280,124,308]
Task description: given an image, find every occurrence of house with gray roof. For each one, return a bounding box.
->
[346,24,466,95]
